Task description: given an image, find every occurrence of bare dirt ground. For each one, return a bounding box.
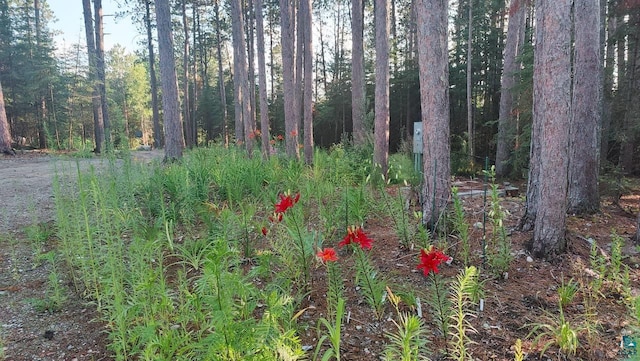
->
[0,150,163,361]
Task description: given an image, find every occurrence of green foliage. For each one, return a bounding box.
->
[353,247,387,320]
[528,308,581,357]
[557,277,579,309]
[448,266,479,361]
[485,166,512,278]
[425,273,451,342]
[451,187,471,265]
[315,297,345,361]
[383,313,429,361]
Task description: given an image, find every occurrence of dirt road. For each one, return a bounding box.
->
[0,150,163,360]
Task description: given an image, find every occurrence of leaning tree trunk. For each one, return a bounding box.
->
[373,0,390,177]
[0,79,14,155]
[417,0,451,231]
[155,0,185,161]
[82,0,104,154]
[495,0,526,177]
[529,0,572,258]
[351,0,366,145]
[568,0,602,215]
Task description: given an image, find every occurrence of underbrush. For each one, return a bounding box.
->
[49,145,640,360]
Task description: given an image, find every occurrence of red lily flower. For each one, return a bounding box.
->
[338,226,373,250]
[274,192,300,214]
[316,248,338,262]
[261,227,268,236]
[417,246,450,276]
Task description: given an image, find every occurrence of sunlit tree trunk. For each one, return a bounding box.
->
[280,0,299,158]
[94,0,110,150]
[374,0,390,177]
[82,0,104,153]
[231,0,254,154]
[496,0,527,176]
[255,0,270,159]
[155,0,185,161]
[351,0,366,145]
[214,0,229,147]
[302,0,313,164]
[568,0,602,214]
[295,1,303,135]
[144,0,162,148]
[528,0,572,258]
[466,0,473,163]
[620,11,639,174]
[417,0,451,230]
[0,79,14,155]
[601,0,616,166]
[181,0,193,148]
[34,0,47,149]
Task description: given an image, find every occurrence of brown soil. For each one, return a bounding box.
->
[0,152,638,360]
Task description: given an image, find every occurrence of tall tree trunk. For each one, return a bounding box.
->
[374,0,390,177]
[145,0,162,148]
[351,0,366,145]
[0,79,14,155]
[192,5,199,147]
[601,0,616,165]
[466,0,473,163]
[94,0,110,150]
[417,0,451,230]
[214,0,228,147]
[255,0,270,159]
[620,12,639,174]
[82,0,104,153]
[568,0,602,214]
[34,0,47,149]
[231,0,254,154]
[181,0,193,148]
[295,1,303,136]
[280,0,299,158]
[496,0,527,177]
[247,1,256,137]
[302,0,313,164]
[155,0,185,161]
[528,0,572,258]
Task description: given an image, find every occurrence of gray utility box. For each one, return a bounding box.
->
[413,122,422,174]
[413,122,423,154]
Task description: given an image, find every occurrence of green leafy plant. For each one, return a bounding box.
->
[341,226,386,319]
[557,277,578,308]
[451,187,471,265]
[448,266,479,361]
[383,287,430,361]
[485,166,512,278]
[314,297,345,361]
[418,246,452,342]
[528,304,583,357]
[317,248,343,319]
